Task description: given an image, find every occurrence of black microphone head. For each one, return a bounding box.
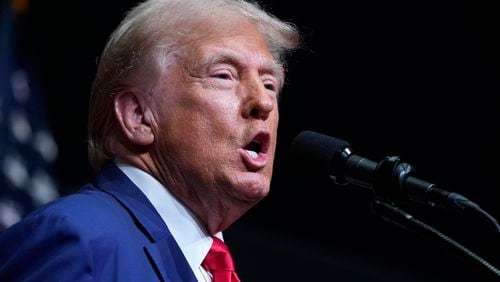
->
[291,131,351,178]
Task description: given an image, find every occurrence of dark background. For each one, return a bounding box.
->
[23,0,500,281]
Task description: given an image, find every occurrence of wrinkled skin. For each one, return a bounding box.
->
[115,21,283,234]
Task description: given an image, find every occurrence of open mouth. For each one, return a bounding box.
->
[240,131,271,171]
[243,132,270,159]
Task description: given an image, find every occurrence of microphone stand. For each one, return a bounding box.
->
[371,156,500,237]
[371,197,500,281]
[367,156,500,280]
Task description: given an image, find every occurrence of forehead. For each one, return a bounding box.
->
[193,21,270,57]
[184,22,284,78]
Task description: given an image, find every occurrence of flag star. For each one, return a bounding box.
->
[1,4,60,230]
[9,109,32,143]
[0,200,22,229]
[30,169,58,206]
[11,69,30,103]
[33,130,58,162]
[2,154,29,189]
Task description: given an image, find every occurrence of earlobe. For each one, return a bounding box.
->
[114,91,154,146]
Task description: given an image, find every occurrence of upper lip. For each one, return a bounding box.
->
[243,130,271,154]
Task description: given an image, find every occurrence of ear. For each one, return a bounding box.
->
[114,91,154,146]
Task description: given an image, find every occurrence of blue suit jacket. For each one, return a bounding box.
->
[0,163,197,282]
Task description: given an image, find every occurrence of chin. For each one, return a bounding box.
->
[233,173,271,202]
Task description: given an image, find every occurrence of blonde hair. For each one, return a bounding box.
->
[88,0,300,169]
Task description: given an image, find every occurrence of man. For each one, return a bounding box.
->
[0,0,300,281]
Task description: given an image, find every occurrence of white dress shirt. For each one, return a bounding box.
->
[116,161,221,281]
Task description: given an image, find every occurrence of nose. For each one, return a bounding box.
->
[241,81,275,120]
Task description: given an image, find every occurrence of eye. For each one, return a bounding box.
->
[262,77,278,94]
[212,70,233,80]
[264,83,276,92]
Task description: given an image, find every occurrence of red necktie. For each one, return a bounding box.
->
[202,237,241,282]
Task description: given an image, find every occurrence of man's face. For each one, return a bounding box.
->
[148,22,283,219]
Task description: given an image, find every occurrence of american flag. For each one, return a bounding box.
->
[0,0,59,231]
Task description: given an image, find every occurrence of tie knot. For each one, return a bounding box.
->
[203,237,235,271]
[202,237,241,282]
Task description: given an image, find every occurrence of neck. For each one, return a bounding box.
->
[115,153,249,234]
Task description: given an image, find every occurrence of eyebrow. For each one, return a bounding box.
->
[199,49,285,89]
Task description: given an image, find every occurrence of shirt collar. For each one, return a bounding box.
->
[115,161,221,273]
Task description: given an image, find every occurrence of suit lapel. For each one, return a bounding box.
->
[145,236,199,282]
[94,162,197,282]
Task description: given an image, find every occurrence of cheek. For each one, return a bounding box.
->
[270,110,279,137]
[162,99,239,156]
[272,110,279,130]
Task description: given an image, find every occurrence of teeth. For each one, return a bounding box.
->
[247,150,258,159]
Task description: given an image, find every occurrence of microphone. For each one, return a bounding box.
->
[291,131,477,212]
